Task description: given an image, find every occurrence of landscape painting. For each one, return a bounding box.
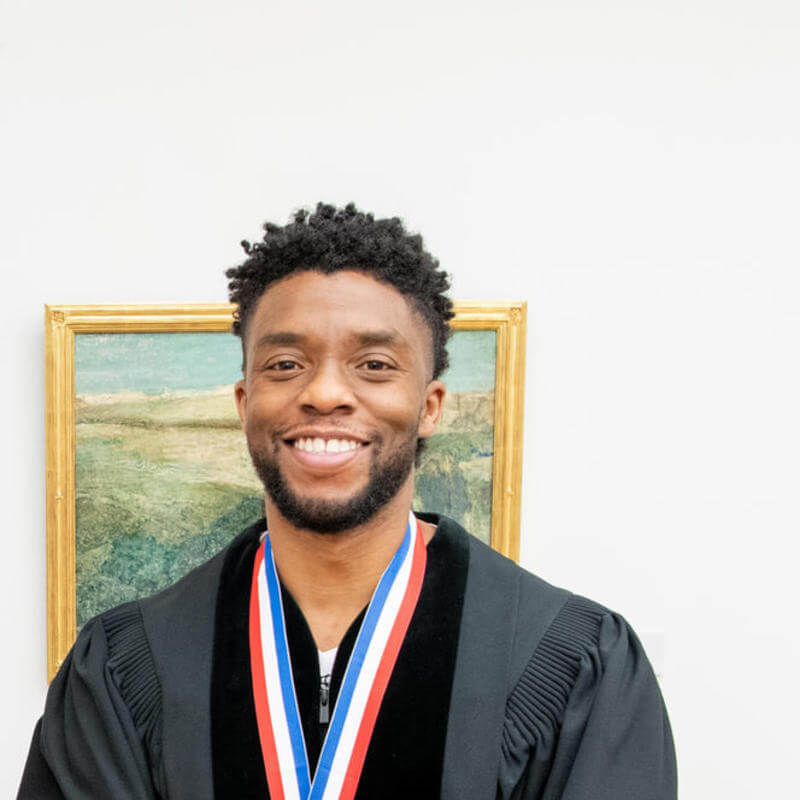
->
[73,330,496,629]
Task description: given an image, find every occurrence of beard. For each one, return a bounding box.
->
[248,430,418,535]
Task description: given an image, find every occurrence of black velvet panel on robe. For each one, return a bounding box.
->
[211,513,469,799]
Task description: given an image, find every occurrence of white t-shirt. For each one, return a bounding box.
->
[318,647,337,679]
[318,647,337,724]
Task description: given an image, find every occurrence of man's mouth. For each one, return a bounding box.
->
[290,437,365,454]
[282,435,370,470]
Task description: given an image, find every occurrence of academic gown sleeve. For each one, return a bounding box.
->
[18,603,163,800]
[500,597,677,800]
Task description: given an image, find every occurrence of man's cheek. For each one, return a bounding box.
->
[246,415,276,447]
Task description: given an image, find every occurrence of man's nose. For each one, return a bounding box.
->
[298,359,356,414]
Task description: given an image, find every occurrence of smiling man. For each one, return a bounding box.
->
[19,204,676,799]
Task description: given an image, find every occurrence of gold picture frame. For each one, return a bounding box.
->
[44,302,526,680]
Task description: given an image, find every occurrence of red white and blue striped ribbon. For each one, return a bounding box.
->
[249,511,427,800]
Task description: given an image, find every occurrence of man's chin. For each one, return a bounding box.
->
[262,468,410,535]
[266,493,384,535]
[251,433,417,535]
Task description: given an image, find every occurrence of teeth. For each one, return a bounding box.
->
[293,438,360,454]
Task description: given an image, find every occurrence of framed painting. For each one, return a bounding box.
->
[44,302,526,680]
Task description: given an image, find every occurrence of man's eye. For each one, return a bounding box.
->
[363,360,391,371]
[268,360,299,371]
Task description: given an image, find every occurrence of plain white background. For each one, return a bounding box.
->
[2,1,799,796]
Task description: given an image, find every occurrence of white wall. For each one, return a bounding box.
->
[2,1,798,796]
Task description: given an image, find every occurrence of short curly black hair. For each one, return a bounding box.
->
[226,202,454,380]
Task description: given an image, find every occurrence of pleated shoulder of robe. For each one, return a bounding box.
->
[18,513,677,800]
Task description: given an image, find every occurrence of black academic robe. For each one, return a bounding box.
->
[18,514,677,799]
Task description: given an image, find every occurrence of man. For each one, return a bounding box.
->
[19,203,677,799]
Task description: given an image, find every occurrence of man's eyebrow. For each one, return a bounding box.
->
[254,332,305,348]
[349,329,407,347]
[254,330,408,349]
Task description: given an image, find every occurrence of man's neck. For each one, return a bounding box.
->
[263,483,435,651]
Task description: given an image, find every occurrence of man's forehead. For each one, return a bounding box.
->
[253,273,427,332]
[256,269,407,307]
[245,269,435,372]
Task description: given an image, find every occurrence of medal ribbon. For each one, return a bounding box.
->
[249,512,427,800]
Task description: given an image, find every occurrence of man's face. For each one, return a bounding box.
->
[234,270,445,534]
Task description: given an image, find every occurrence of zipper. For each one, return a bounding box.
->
[319,674,331,724]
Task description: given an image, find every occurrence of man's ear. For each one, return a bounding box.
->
[418,380,446,439]
[234,378,247,430]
